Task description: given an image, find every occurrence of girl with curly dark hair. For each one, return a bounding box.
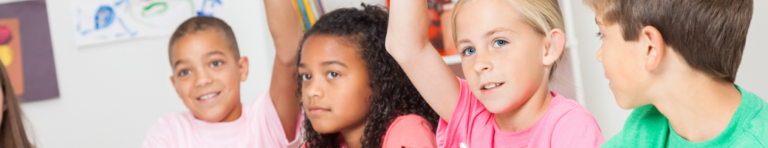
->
[282,4,440,148]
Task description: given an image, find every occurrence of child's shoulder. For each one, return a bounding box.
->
[389,114,432,129]
[383,114,437,148]
[602,105,669,147]
[547,92,594,119]
[740,89,768,146]
[155,111,196,124]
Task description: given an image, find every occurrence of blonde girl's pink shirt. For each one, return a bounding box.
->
[142,92,302,148]
[436,78,605,148]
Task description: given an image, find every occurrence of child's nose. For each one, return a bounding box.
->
[194,71,213,87]
[473,52,493,73]
[304,80,325,100]
[596,47,603,63]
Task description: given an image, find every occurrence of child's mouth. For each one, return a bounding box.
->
[481,82,504,90]
[197,92,221,104]
[480,82,505,95]
[308,105,331,115]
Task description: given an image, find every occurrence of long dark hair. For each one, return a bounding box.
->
[0,63,33,148]
[296,4,439,148]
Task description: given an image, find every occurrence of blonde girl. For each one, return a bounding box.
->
[386,0,604,147]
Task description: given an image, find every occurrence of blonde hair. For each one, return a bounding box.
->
[451,0,566,42]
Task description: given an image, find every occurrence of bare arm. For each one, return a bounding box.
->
[264,0,303,141]
[386,0,460,121]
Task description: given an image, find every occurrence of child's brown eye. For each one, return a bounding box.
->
[301,74,311,81]
[210,61,223,67]
[327,72,339,79]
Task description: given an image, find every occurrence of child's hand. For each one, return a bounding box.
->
[385,0,430,59]
[385,0,460,121]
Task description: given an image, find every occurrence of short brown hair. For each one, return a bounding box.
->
[585,0,753,83]
[168,16,239,64]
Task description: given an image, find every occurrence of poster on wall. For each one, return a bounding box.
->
[71,0,226,46]
[0,1,59,102]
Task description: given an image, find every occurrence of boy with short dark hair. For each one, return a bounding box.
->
[142,14,303,148]
[584,0,767,147]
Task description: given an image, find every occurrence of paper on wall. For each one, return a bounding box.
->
[71,0,225,46]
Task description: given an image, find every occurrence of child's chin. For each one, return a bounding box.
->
[192,108,228,122]
[482,101,516,114]
[310,122,341,134]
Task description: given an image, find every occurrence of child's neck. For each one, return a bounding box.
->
[219,103,243,122]
[494,80,553,132]
[340,120,369,148]
[650,66,741,142]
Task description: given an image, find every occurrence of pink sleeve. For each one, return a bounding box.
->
[382,115,437,148]
[550,110,606,148]
[142,116,173,148]
[436,78,487,147]
[252,92,303,148]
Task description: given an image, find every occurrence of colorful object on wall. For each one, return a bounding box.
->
[386,0,457,56]
[292,0,324,32]
[72,0,226,46]
[0,1,59,102]
[0,19,25,97]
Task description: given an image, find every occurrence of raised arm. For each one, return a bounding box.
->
[386,0,460,121]
[264,0,303,141]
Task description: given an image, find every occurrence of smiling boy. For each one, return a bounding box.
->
[142,16,302,148]
[584,0,768,147]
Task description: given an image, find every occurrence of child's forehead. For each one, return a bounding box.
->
[169,31,237,65]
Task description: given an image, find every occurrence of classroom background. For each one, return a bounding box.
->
[0,0,764,147]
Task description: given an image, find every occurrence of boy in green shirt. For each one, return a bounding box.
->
[583,0,768,147]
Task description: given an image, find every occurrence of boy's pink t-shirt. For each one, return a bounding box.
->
[436,78,605,148]
[143,92,302,148]
[302,114,437,148]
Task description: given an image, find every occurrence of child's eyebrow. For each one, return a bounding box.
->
[173,60,186,68]
[322,61,348,68]
[595,18,602,25]
[205,51,226,57]
[485,28,514,38]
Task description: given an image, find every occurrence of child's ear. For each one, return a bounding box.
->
[543,28,566,67]
[170,76,176,88]
[238,56,249,82]
[640,26,666,71]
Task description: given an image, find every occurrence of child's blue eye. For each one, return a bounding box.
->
[462,47,476,56]
[301,74,311,81]
[327,72,339,79]
[210,61,223,67]
[178,70,190,76]
[493,40,508,47]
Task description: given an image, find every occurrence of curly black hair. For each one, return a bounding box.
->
[295,4,440,148]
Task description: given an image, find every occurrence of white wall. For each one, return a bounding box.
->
[568,0,768,139]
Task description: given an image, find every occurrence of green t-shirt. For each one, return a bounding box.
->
[602,85,768,148]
